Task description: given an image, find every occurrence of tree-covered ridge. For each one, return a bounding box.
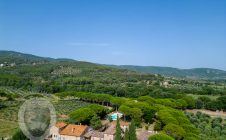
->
[0,51,225,98]
[109,65,226,80]
[6,49,225,81]
[0,50,53,64]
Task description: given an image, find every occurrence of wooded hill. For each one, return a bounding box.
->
[109,65,226,80]
[0,50,225,98]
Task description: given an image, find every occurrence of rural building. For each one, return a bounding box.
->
[47,122,67,140]
[84,131,104,140]
[46,122,88,140]
[103,121,129,140]
[47,121,129,140]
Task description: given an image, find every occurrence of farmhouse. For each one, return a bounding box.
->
[46,122,88,140]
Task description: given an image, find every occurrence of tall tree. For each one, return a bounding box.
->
[115,118,121,140]
[124,128,129,140]
[129,120,137,140]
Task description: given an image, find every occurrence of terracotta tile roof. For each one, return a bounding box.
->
[55,122,67,128]
[59,124,88,137]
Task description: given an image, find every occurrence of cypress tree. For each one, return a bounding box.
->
[115,118,121,140]
[124,128,129,140]
[129,120,137,140]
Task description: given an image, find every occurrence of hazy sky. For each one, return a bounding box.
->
[0,0,226,70]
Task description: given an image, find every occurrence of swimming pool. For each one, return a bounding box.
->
[111,112,122,121]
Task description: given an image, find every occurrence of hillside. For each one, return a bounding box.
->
[2,51,225,81]
[0,51,161,97]
[109,65,226,80]
[0,50,225,97]
[0,50,54,64]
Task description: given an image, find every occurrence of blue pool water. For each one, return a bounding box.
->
[111,113,118,120]
[111,112,122,120]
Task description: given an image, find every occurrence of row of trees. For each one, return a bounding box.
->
[57,91,135,109]
[57,91,196,110]
[58,91,226,112]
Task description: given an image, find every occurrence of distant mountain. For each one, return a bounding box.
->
[1,50,226,80]
[0,50,53,64]
[109,65,226,80]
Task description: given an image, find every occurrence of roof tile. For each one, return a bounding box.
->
[59,124,88,137]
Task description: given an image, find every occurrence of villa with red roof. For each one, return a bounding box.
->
[46,122,88,140]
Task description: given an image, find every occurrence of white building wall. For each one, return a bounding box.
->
[103,134,114,140]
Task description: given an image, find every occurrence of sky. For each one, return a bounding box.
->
[0,0,226,70]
